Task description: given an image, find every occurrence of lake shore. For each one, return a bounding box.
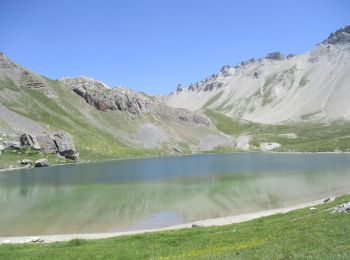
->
[0,196,335,244]
[1,150,350,174]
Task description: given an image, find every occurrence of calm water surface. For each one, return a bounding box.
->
[0,153,350,236]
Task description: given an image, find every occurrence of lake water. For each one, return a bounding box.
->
[0,153,350,236]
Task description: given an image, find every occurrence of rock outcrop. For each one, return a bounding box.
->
[20,133,41,149]
[323,25,350,45]
[265,52,285,60]
[36,132,58,154]
[165,25,350,124]
[20,131,78,160]
[61,76,209,125]
[53,132,78,160]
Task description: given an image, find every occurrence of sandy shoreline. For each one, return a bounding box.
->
[0,197,334,244]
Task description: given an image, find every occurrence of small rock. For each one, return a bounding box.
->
[191,224,200,228]
[259,142,281,151]
[309,207,317,210]
[21,159,33,166]
[29,237,44,243]
[4,141,21,150]
[172,146,182,153]
[324,198,330,203]
[34,158,49,167]
[0,144,5,151]
[333,202,350,213]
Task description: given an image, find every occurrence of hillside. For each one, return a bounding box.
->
[165,26,350,124]
[0,53,235,168]
[1,26,350,170]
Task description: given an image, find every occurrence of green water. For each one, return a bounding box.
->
[0,153,350,236]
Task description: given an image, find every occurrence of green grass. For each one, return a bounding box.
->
[1,195,349,259]
[204,109,246,135]
[205,109,350,152]
[0,78,165,162]
[0,148,70,170]
[202,91,223,108]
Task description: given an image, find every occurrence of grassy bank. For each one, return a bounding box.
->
[205,109,350,152]
[1,195,349,259]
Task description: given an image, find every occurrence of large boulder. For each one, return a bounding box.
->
[53,132,77,160]
[34,158,49,167]
[36,132,57,153]
[20,133,41,149]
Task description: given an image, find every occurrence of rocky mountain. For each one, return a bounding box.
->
[1,26,350,169]
[165,25,350,124]
[0,52,236,168]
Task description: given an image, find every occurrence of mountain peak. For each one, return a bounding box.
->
[323,25,350,45]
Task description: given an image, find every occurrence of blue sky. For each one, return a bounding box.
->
[0,0,349,94]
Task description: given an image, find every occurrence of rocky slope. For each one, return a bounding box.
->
[165,25,350,124]
[0,52,235,168]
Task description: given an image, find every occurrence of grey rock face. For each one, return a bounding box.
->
[265,52,285,60]
[4,141,21,150]
[36,132,57,154]
[34,158,49,167]
[61,77,210,126]
[324,25,350,44]
[61,77,151,114]
[20,133,41,149]
[53,132,77,160]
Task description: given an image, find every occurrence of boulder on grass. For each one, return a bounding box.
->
[53,132,77,160]
[4,141,21,150]
[34,158,49,167]
[21,159,33,167]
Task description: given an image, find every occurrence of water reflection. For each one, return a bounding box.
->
[0,153,349,236]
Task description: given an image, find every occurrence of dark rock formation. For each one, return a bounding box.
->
[323,25,350,45]
[61,77,210,126]
[20,133,41,149]
[265,52,285,60]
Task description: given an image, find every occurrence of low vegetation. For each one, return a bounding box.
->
[205,109,350,152]
[1,195,349,259]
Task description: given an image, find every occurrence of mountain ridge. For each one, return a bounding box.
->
[165,25,350,124]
